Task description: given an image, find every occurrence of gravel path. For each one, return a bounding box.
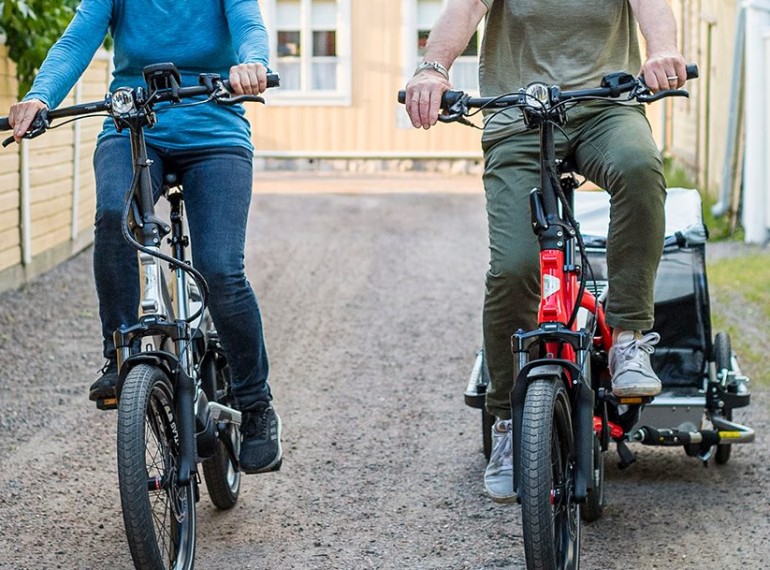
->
[0,174,767,569]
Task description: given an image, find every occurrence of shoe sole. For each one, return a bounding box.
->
[487,491,518,504]
[612,385,662,397]
[241,413,283,475]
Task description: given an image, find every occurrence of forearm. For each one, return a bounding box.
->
[421,0,488,69]
[629,0,678,56]
[225,0,270,67]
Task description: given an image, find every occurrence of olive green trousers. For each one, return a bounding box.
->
[482,102,666,419]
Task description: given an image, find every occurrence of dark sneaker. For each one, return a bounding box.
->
[89,360,118,402]
[239,402,282,474]
[609,331,662,397]
[484,418,516,503]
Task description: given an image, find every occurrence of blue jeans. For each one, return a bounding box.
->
[93,136,270,408]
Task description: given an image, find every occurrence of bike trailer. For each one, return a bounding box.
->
[576,187,753,461]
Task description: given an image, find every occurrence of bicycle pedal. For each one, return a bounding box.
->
[95,397,118,411]
[615,396,654,406]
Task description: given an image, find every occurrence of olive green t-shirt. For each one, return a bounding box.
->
[479,0,642,143]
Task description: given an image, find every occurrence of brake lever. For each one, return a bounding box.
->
[437,112,463,123]
[2,111,50,147]
[216,94,266,105]
[637,88,689,104]
[436,95,471,124]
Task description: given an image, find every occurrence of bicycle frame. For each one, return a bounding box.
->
[508,98,612,504]
[109,122,200,486]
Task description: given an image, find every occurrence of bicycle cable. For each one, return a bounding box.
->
[119,173,211,325]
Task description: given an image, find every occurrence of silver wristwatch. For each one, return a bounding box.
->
[413,61,450,80]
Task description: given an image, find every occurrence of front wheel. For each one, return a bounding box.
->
[117,364,196,570]
[520,376,580,570]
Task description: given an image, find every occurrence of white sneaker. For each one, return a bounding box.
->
[484,418,516,503]
[609,331,662,397]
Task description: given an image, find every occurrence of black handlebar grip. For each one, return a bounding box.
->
[685,64,699,80]
[0,117,10,131]
[442,90,464,108]
[397,90,465,108]
[266,73,280,89]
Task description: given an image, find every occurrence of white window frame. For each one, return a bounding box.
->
[401,0,483,92]
[260,0,352,106]
[399,0,483,127]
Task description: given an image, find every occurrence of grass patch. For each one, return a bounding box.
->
[707,250,770,388]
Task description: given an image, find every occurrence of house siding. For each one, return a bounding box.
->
[0,44,110,292]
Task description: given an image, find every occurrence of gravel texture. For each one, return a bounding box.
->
[0,173,767,570]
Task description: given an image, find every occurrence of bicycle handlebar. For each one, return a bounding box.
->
[0,71,280,134]
[397,64,698,110]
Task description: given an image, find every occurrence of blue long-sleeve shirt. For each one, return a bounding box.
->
[25,0,270,150]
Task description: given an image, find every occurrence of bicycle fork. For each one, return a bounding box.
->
[509,329,595,503]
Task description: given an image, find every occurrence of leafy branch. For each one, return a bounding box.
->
[1,0,79,97]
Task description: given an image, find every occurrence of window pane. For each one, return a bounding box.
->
[313,30,336,56]
[417,0,442,28]
[462,32,478,57]
[276,60,301,90]
[278,31,301,57]
[451,59,479,91]
[312,61,337,91]
[311,0,337,28]
[276,0,300,28]
[417,30,430,58]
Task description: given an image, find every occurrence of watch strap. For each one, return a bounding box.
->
[414,61,450,81]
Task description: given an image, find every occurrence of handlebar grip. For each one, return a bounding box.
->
[266,73,280,89]
[442,90,464,108]
[0,117,10,132]
[685,64,699,80]
[397,90,465,109]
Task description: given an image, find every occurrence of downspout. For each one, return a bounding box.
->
[741,0,770,243]
[712,4,745,217]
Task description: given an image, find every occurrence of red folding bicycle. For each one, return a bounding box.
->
[403,64,754,570]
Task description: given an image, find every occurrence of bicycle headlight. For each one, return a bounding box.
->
[524,82,550,106]
[111,88,136,115]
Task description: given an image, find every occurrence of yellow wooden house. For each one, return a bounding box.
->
[0,0,757,294]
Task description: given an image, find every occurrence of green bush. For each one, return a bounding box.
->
[1,0,79,97]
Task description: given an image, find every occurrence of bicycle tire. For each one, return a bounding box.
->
[520,376,580,570]
[118,364,196,570]
[713,332,733,465]
[201,356,241,509]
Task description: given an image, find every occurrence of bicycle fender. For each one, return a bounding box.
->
[510,365,566,498]
[526,364,564,379]
[573,381,595,502]
[117,352,175,397]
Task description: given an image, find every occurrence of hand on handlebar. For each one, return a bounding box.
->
[640,52,688,93]
[7,98,47,144]
[404,70,452,130]
[228,62,269,95]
